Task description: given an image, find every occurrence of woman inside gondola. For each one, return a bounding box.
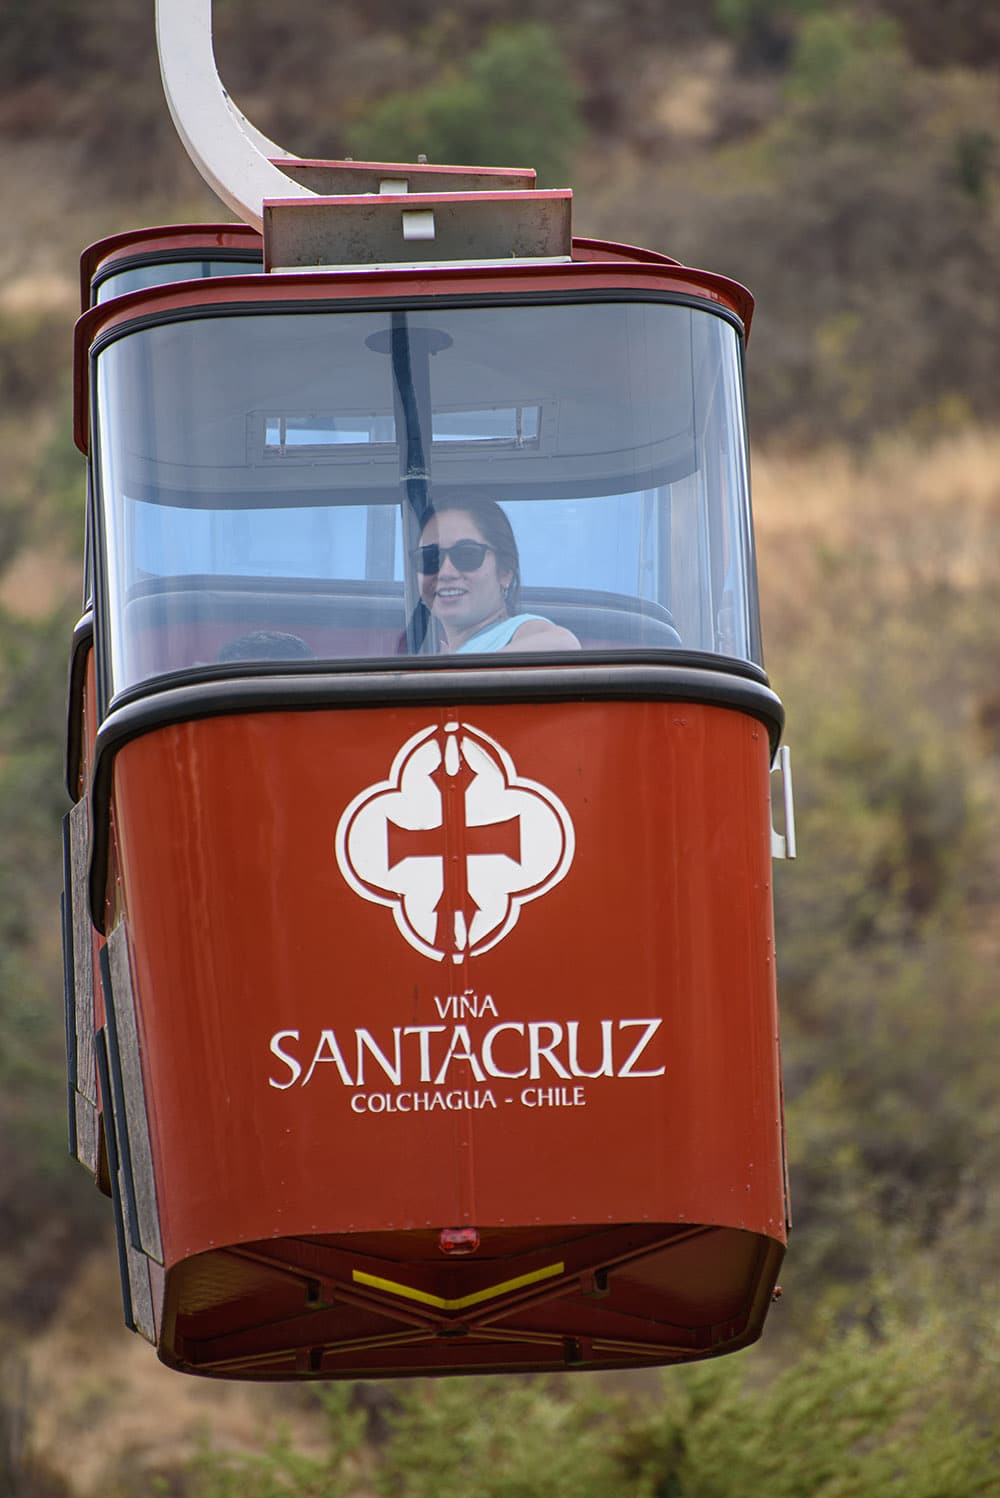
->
[412,494,580,654]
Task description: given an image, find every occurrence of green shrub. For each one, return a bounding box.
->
[785,10,903,102]
[180,1386,363,1497]
[371,1377,625,1498]
[347,24,583,184]
[714,0,822,64]
[181,1311,1000,1498]
[624,1313,999,1496]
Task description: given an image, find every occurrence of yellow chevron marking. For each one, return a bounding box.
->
[352,1261,565,1311]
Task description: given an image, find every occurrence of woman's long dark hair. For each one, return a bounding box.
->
[404,494,522,652]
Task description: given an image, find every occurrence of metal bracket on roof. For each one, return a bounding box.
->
[271,160,538,197]
[155,1,561,265]
[264,189,573,272]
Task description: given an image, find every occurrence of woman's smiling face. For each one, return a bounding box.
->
[417,508,513,649]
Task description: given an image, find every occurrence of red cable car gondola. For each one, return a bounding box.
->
[62,0,795,1380]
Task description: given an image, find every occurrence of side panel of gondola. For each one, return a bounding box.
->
[63,615,103,1181]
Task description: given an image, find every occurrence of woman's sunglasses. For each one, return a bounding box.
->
[412,541,494,574]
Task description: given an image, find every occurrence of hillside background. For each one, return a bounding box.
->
[1,2,998,1493]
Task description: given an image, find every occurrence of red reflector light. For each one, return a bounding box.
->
[439,1227,481,1256]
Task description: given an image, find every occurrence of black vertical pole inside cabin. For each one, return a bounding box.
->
[388,311,434,654]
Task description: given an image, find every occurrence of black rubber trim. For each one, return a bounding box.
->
[87,658,783,931]
[87,287,747,365]
[109,645,768,709]
[95,1027,136,1332]
[66,612,95,802]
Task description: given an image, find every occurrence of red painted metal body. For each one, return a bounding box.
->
[103,701,786,1374]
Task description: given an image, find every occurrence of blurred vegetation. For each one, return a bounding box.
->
[1,0,999,1493]
[152,1307,999,1495]
[0,395,105,1333]
[346,24,582,185]
[763,511,1000,1324]
[596,12,1000,443]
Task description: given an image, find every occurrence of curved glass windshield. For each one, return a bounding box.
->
[93,299,760,699]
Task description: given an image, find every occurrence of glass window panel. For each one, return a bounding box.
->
[93,300,760,697]
[94,256,262,304]
[258,406,542,452]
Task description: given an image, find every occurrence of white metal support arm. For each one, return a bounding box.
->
[156,0,318,233]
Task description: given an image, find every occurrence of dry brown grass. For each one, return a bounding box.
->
[753,427,1000,643]
[24,1251,326,1495]
[0,546,80,620]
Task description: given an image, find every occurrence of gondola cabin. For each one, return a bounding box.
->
[62,10,794,1380]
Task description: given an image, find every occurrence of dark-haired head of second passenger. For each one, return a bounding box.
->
[413,496,580,653]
